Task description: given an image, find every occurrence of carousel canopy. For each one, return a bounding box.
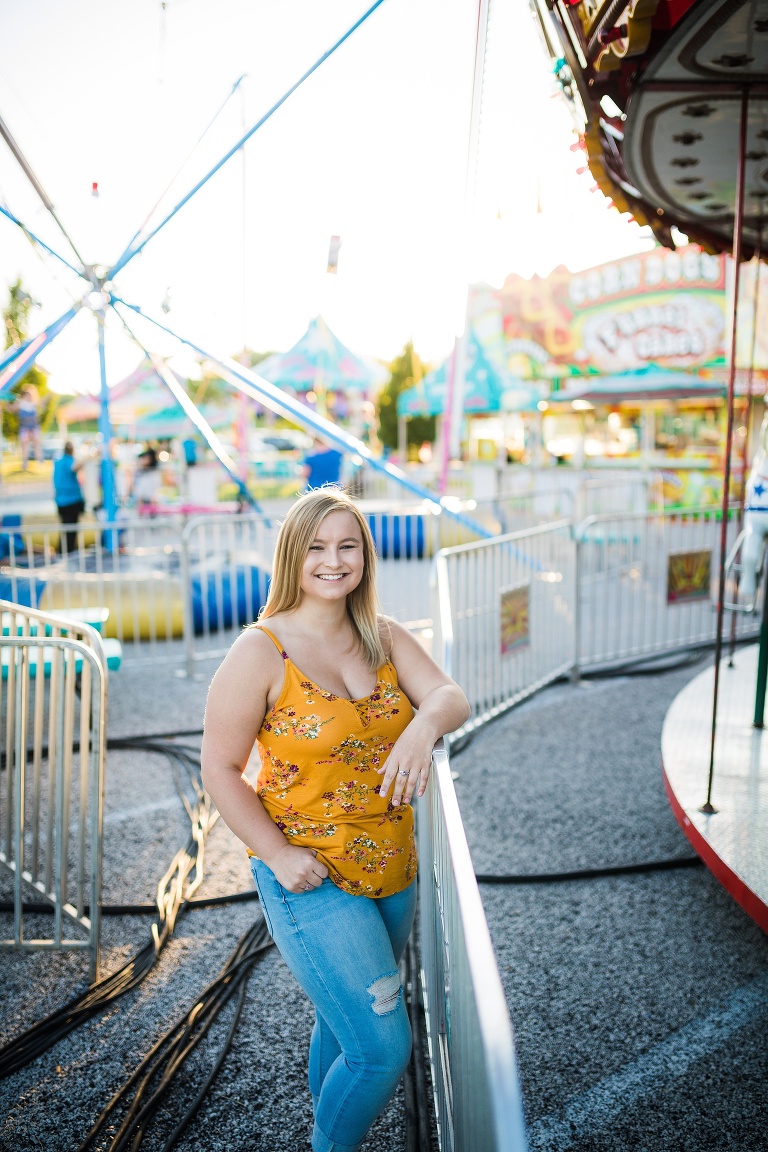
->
[531,0,768,259]
[257,316,387,395]
[398,330,536,417]
[551,365,726,405]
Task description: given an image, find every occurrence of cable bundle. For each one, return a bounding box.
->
[0,733,218,1079]
[76,917,273,1152]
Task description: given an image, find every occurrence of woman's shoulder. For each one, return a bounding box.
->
[376,614,408,659]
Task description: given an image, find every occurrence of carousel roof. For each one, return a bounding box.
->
[531,0,768,258]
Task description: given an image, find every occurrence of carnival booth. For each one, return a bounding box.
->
[397,328,541,483]
[464,246,768,505]
[256,316,386,436]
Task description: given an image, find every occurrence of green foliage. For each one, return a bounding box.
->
[2,279,54,440]
[377,341,435,452]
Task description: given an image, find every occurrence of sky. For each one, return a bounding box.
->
[0,0,656,395]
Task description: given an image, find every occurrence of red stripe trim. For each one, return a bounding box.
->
[662,760,768,934]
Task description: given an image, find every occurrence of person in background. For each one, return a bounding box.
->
[302,436,343,490]
[16,386,41,470]
[131,445,161,512]
[53,441,85,554]
[182,435,198,468]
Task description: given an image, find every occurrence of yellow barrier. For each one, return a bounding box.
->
[40,572,184,641]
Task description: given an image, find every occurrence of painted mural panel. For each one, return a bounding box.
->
[468,246,768,382]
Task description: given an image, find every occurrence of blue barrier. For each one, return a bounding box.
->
[190,564,267,634]
[367,513,426,560]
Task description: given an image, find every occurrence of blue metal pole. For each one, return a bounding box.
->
[0,307,80,399]
[107,0,388,279]
[0,205,85,280]
[115,316,264,516]
[96,308,118,533]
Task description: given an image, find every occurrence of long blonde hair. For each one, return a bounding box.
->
[258,489,386,670]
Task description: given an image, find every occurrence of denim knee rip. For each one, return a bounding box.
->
[366,971,401,1016]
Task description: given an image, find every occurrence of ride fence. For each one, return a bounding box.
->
[433,522,576,743]
[574,506,759,673]
[433,506,761,742]
[418,740,528,1152]
[0,506,460,672]
[0,601,108,981]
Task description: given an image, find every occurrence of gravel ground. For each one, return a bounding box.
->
[0,655,411,1152]
[451,658,768,1152]
[5,646,767,1152]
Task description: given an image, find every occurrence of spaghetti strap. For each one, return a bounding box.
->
[254,625,288,659]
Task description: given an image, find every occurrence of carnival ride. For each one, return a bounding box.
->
[0,1,500,645]
[532,0,768,930]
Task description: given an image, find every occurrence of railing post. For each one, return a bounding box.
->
[179,526,197,679]
[571,520,582,683]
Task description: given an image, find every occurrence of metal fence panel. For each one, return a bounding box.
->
[0,516,188,661]
[418,741,528,1152]
[0,603,107,980]
[434,522,576,741]
[575,507,759,671]
[181,513,277,671]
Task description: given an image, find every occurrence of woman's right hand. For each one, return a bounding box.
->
[268,844,329,893]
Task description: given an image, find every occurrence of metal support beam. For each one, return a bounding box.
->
[110,296,494,539]
[108,0,388,278]
[703,86,749,814]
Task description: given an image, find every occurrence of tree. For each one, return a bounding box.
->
[377,341,435,452]
[2,279,54,440]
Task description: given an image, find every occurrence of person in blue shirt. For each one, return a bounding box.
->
[53,442,85,554]
[302,437,343,490]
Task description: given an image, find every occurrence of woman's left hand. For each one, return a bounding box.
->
[377,718,435,807]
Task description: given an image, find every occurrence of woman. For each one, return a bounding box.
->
[202,488,469,1152]
[53,441,85,554]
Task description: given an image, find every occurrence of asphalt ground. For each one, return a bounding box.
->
[450,658,768,1152]
[0,656,413,1152]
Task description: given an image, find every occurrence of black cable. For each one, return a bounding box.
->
[77,918,273,1152]
[1,855,705,919]
[0,889,260,917]
[404,930,432,1152]
[0,734,215,1079]
[475,855,702,885]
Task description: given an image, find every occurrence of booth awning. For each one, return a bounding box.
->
[551,366,726,406]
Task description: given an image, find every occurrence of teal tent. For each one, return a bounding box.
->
[257,316,387,395]
[398,330,537,417]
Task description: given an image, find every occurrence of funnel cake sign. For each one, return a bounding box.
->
[494,246,729,377]
[582,295,725,372]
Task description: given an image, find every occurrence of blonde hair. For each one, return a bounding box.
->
[258,488,386,670]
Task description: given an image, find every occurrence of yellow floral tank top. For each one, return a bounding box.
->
[251,626,417,898]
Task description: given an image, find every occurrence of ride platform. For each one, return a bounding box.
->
[662,644,768,933]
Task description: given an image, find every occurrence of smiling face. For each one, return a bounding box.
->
[300,509,365,602]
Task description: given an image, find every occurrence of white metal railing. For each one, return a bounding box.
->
[0,601,108,980]
[434,521,576,743]
[0,515,189,657]
[180,513,277,672]
[418,740,528,1152]
[574,506,759,673]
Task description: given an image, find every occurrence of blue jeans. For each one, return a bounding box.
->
[250,858,416,1152]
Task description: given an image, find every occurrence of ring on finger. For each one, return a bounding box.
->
[304,882,312,891]
[398,769,409,777]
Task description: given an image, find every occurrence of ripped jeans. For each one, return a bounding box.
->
[250,859,416,1152]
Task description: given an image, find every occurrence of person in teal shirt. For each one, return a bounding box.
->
[53,442,85,554]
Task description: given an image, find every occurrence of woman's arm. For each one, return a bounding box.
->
[377,619,470,807]
[201,630,329,892]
